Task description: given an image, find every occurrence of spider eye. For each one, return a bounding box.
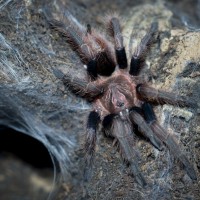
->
[116,101,124,107]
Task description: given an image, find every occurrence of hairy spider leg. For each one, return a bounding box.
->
[103,114,147,187]
[49,18,117,78]
[129,107,163,150]
[106,17,128,69]
[84,111,100,181]
[88,31,116,77]
[60,13,117,78]
[110,116,147,187]
[52,68,103,100]
[142,102,197,180]
[129,22,158,76]
[136,84,195,107]
[48,18,99,79]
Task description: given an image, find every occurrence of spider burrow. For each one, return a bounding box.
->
[46,11,197,187]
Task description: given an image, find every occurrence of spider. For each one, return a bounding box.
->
[46,12,197,187]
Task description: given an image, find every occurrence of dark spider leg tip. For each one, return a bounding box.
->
[86,24,92,35]
[96,51,116,76]
[87,111,100,128]
[129,57,144,76]
[87,59,98,80]
[116,47,128,69]
[142,102,156,124]
[129,106,143,115]
[102,114,116,129]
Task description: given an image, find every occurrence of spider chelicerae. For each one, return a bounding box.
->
[46,12,197,187]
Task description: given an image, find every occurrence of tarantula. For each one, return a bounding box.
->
[46,12,197,187]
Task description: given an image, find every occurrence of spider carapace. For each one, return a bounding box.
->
[94,70,138,116]
[47,12,197,187]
